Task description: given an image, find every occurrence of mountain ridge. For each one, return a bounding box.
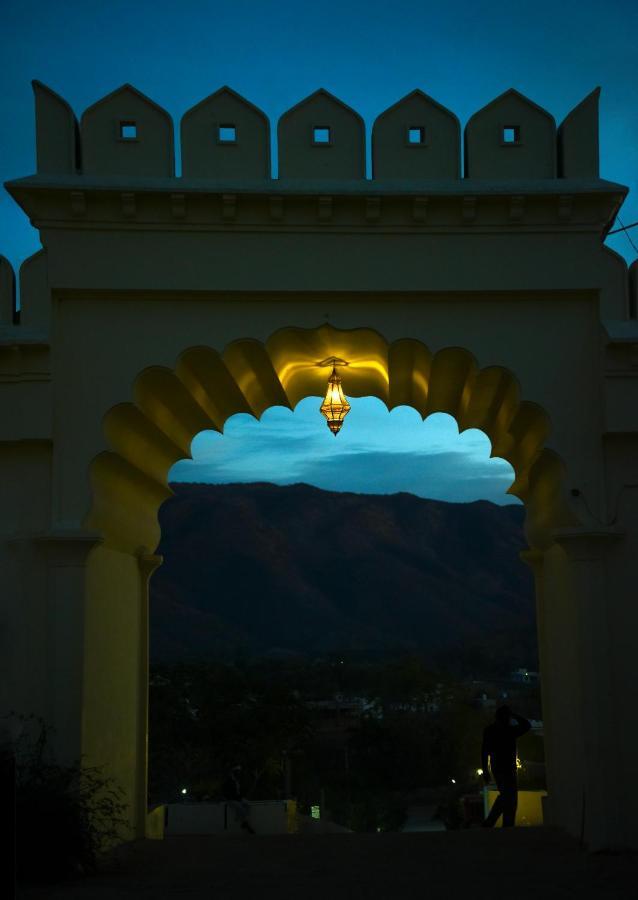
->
[150,482,535,670]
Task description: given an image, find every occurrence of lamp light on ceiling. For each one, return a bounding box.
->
[318,357,351,436]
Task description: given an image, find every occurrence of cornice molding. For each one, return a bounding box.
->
[4,175,624,236]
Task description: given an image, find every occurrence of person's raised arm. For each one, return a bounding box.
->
[512,713,531,738]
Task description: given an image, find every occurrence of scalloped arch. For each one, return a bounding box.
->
[86,324,578,554]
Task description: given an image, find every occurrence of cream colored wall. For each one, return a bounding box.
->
[0,443,51,723]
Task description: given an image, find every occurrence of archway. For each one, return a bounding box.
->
[82,324,578,840]
[5,79,636,852]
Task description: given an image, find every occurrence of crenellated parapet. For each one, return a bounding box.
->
[3,80,633,330]
[27,81,605,183]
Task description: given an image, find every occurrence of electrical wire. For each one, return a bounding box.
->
[614,216,638,256]
[608,220,638,235]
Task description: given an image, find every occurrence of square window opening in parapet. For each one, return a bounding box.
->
[408,126,426,145]
[313,126,331,145]
[218,124,237,144]
[502,125,521,145]
[119,122,138,140]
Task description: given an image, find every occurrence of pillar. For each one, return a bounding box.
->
[553,527,625,849]
[35,532,102,762]
[137,551,162,838]
[520,549,557,822]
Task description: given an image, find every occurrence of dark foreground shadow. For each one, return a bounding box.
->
[17,828,638,900]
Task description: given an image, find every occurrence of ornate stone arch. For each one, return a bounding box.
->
[87,325,577,555]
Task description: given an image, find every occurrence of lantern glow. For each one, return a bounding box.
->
[319,360,351,436]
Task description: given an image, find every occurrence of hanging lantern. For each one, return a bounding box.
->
[319,361,351,436]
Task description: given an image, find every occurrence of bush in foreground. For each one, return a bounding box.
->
[11,716,128,883]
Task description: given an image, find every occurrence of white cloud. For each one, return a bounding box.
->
[170,398,518,505]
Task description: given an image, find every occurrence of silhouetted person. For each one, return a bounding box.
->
[222,764,255,834]
[481,705,530,828]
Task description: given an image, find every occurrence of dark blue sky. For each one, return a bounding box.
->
[2,0,636,503]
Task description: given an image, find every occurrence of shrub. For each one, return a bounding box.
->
[10,716,128,883]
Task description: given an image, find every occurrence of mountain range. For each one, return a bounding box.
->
[150,482,536,672]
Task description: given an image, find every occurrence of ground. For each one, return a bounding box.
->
[17,828,638,899]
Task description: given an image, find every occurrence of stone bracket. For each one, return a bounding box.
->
[170,192,186,219]
[509,195,525,223]
[269,195,284,222]
[221,193,236,222]
[69,190,86,217]
[121,192,136,219]
[558,194,573,222]
[412,196,428,223]
[318,196,333,223]
[462,196,476,223]
[365,197,381,224]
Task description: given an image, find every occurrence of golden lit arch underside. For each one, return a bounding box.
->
[87,324,578,554]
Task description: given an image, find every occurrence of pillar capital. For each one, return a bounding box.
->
[552,526,624,561]
[136,549,163,582]
[519,548,544,575]
[25,529,103,566]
